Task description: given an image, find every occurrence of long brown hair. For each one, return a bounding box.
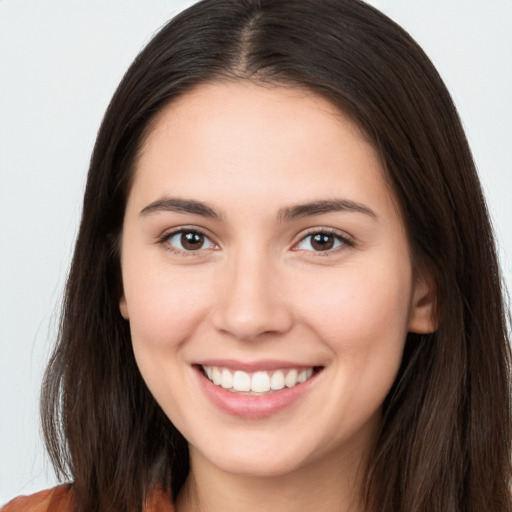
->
[41,1,512,511]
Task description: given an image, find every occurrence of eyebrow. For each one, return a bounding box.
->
[277,199,378,222]
[139,197,377,221]
[140,197,222,219]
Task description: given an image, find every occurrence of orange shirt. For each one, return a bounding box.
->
[1,484,175,512]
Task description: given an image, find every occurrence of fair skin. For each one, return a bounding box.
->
[119,81,436,512]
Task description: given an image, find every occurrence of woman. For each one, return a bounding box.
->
[3,0,511,511]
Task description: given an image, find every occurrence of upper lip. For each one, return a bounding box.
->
[194,359,321,372]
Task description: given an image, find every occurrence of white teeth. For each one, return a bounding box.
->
[251,371,271,393]
[212,367,222,385]
[285,369,298,388]
[233,370,251,391]
[202,365,316,394]
[296,368,314,383]
[297,369,307,383]
[221,368,233,389]
[270,370,285,390]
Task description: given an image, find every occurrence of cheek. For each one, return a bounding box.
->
[293,262,412,433]
[293,256,413,359]
[123,267,217,416]
[123,265,215,352]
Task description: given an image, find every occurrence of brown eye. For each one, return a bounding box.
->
[167,230,215,252]
[181,232,204,250]
[295,231,347,252]
[310,233,335,251]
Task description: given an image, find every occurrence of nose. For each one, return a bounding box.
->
[211,250,294,341]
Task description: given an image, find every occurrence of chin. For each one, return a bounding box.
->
[190,432,327,480]
[211,451,307,478]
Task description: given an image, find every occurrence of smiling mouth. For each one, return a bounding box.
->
[200,365,321,395]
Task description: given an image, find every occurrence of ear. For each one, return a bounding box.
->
[408,271,437,334]
[119,294,129,320]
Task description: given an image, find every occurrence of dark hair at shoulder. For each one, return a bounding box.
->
[41,1,512,511]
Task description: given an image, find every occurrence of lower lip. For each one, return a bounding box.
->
[195,367,320,419]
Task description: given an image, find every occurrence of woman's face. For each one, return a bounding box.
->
[119,82,435,478]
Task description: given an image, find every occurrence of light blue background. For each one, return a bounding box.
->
[1,0,511,503]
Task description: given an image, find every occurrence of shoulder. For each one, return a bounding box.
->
[2,484,174,512]
[2,485,174,512]
[144,486,175,512]
[1,485,74,512]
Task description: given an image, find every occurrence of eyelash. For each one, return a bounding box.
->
[157,227,354,257]
[158,227,217,257]
[292,228,354,256]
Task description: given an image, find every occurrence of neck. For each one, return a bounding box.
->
[175,444,370,512]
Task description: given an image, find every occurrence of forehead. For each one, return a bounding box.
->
[129,80,396,218]
[151,81,364,142]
